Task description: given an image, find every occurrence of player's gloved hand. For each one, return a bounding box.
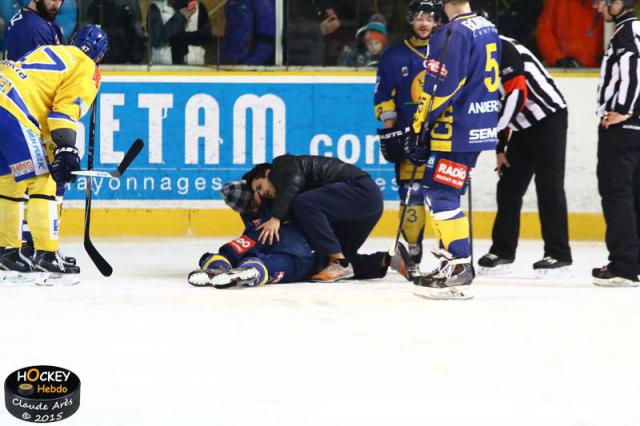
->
[377,127,407,162]
[50,145,80,184]
[403,129,430,165]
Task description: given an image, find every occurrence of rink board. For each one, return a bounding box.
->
[61,71,604,239]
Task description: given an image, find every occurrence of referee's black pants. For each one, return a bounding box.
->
[490,109,572,262]
[597,119,640,280]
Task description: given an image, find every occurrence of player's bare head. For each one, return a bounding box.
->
[441,0,471,19]
[31,0,62,21]
[407,0,441,39]
[593,0,636,21]
[244,163,276,200]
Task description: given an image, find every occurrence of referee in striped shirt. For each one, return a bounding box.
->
[478,35,572,276]
[592,0,640,287]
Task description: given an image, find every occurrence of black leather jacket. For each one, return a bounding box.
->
[269,155,368,219]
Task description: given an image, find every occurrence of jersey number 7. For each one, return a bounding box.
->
[484,43,499,93]
[20,47,67,73]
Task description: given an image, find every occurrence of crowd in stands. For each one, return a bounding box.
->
[0,0,637,67]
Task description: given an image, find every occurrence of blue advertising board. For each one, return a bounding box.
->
[67,74,398,203]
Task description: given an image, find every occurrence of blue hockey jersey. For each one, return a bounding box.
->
[413,12,501,153]
[375,37,429,129]
[4,7,62,61]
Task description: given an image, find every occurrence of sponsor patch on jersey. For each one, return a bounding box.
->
[433,159,468,189]
[228,235,256,254]
[468,100,501,114]
[10,160,34,177]
[469,127,498,142]
[426,59,448,78]
[402,66,409,77]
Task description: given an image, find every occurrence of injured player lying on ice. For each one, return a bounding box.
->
[187,180,414,288]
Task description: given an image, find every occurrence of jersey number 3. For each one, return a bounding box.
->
[484,43,499,93]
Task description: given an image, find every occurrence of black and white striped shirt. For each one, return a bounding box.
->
[597,11,640,118]
[499,36,567,132]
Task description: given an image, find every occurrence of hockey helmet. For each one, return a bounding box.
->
[69,25,109,64]
[407,0,443,23]
[593,0,637,8]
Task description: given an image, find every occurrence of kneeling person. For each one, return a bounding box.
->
[188,180,413,288]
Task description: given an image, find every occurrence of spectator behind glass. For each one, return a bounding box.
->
[338,16,389,67]
[221,0,275,65]
[4,0,62,61]
[537,0,604,68]
[89,0,145,63]
[56,0,77,42]
[148,0,212,65]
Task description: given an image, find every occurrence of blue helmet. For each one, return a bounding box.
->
[69,25,109,64]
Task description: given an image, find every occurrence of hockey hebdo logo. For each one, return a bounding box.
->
[4,366,80,423]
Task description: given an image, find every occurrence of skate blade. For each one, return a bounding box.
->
[413,285,473,300]
[35,273,80,287]
[593,278,640,287]
[1,272,79,286]
[477,264,512,276]
[534,266,573,279]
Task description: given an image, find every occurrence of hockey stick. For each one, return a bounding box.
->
[72,139,144,179]
[83,102,113,277]
[468,177,474,264]
[389,28,453,257]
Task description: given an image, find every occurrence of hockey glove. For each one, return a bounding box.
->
[403,129,430,165]
[377,127,407,163]
[50,145,80,184]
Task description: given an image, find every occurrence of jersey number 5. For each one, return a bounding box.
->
[484,43,499,93]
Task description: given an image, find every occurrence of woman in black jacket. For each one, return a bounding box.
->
[243,154,385,282]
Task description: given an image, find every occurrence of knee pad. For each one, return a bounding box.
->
[238,257,269,286]
[199,253,232,270]
[398,180,425,206]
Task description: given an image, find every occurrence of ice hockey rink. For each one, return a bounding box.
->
[1,237,639,426]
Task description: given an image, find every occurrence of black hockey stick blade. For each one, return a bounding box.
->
[84,236,113,276]
[116,138,144,177]
[72,139,144,179]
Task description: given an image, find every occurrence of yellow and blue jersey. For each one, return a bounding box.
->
[375,37,429,129]
[375,37,430,181]
[413,12,501,153]
[0,44,100,146]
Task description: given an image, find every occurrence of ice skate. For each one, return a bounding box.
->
[477,253,513,275]
[407,243,423,276]
[311,260,354,283]
[0,247,33,273]
[592,266,640,287]
[533,257,572,279]
[188,266,262,289]
[389,242,417,281]
[413,249,473,300]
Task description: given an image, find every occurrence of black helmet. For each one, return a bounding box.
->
[407,0,443,23]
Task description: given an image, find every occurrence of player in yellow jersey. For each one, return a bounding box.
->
[0,25,108,275]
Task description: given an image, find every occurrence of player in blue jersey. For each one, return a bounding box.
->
[4,0,63,61]
[375,0,441,276]
[187,180,413,288]
[406,0,501,299]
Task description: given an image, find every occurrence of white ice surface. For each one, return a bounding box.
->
[1,238,639,426]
